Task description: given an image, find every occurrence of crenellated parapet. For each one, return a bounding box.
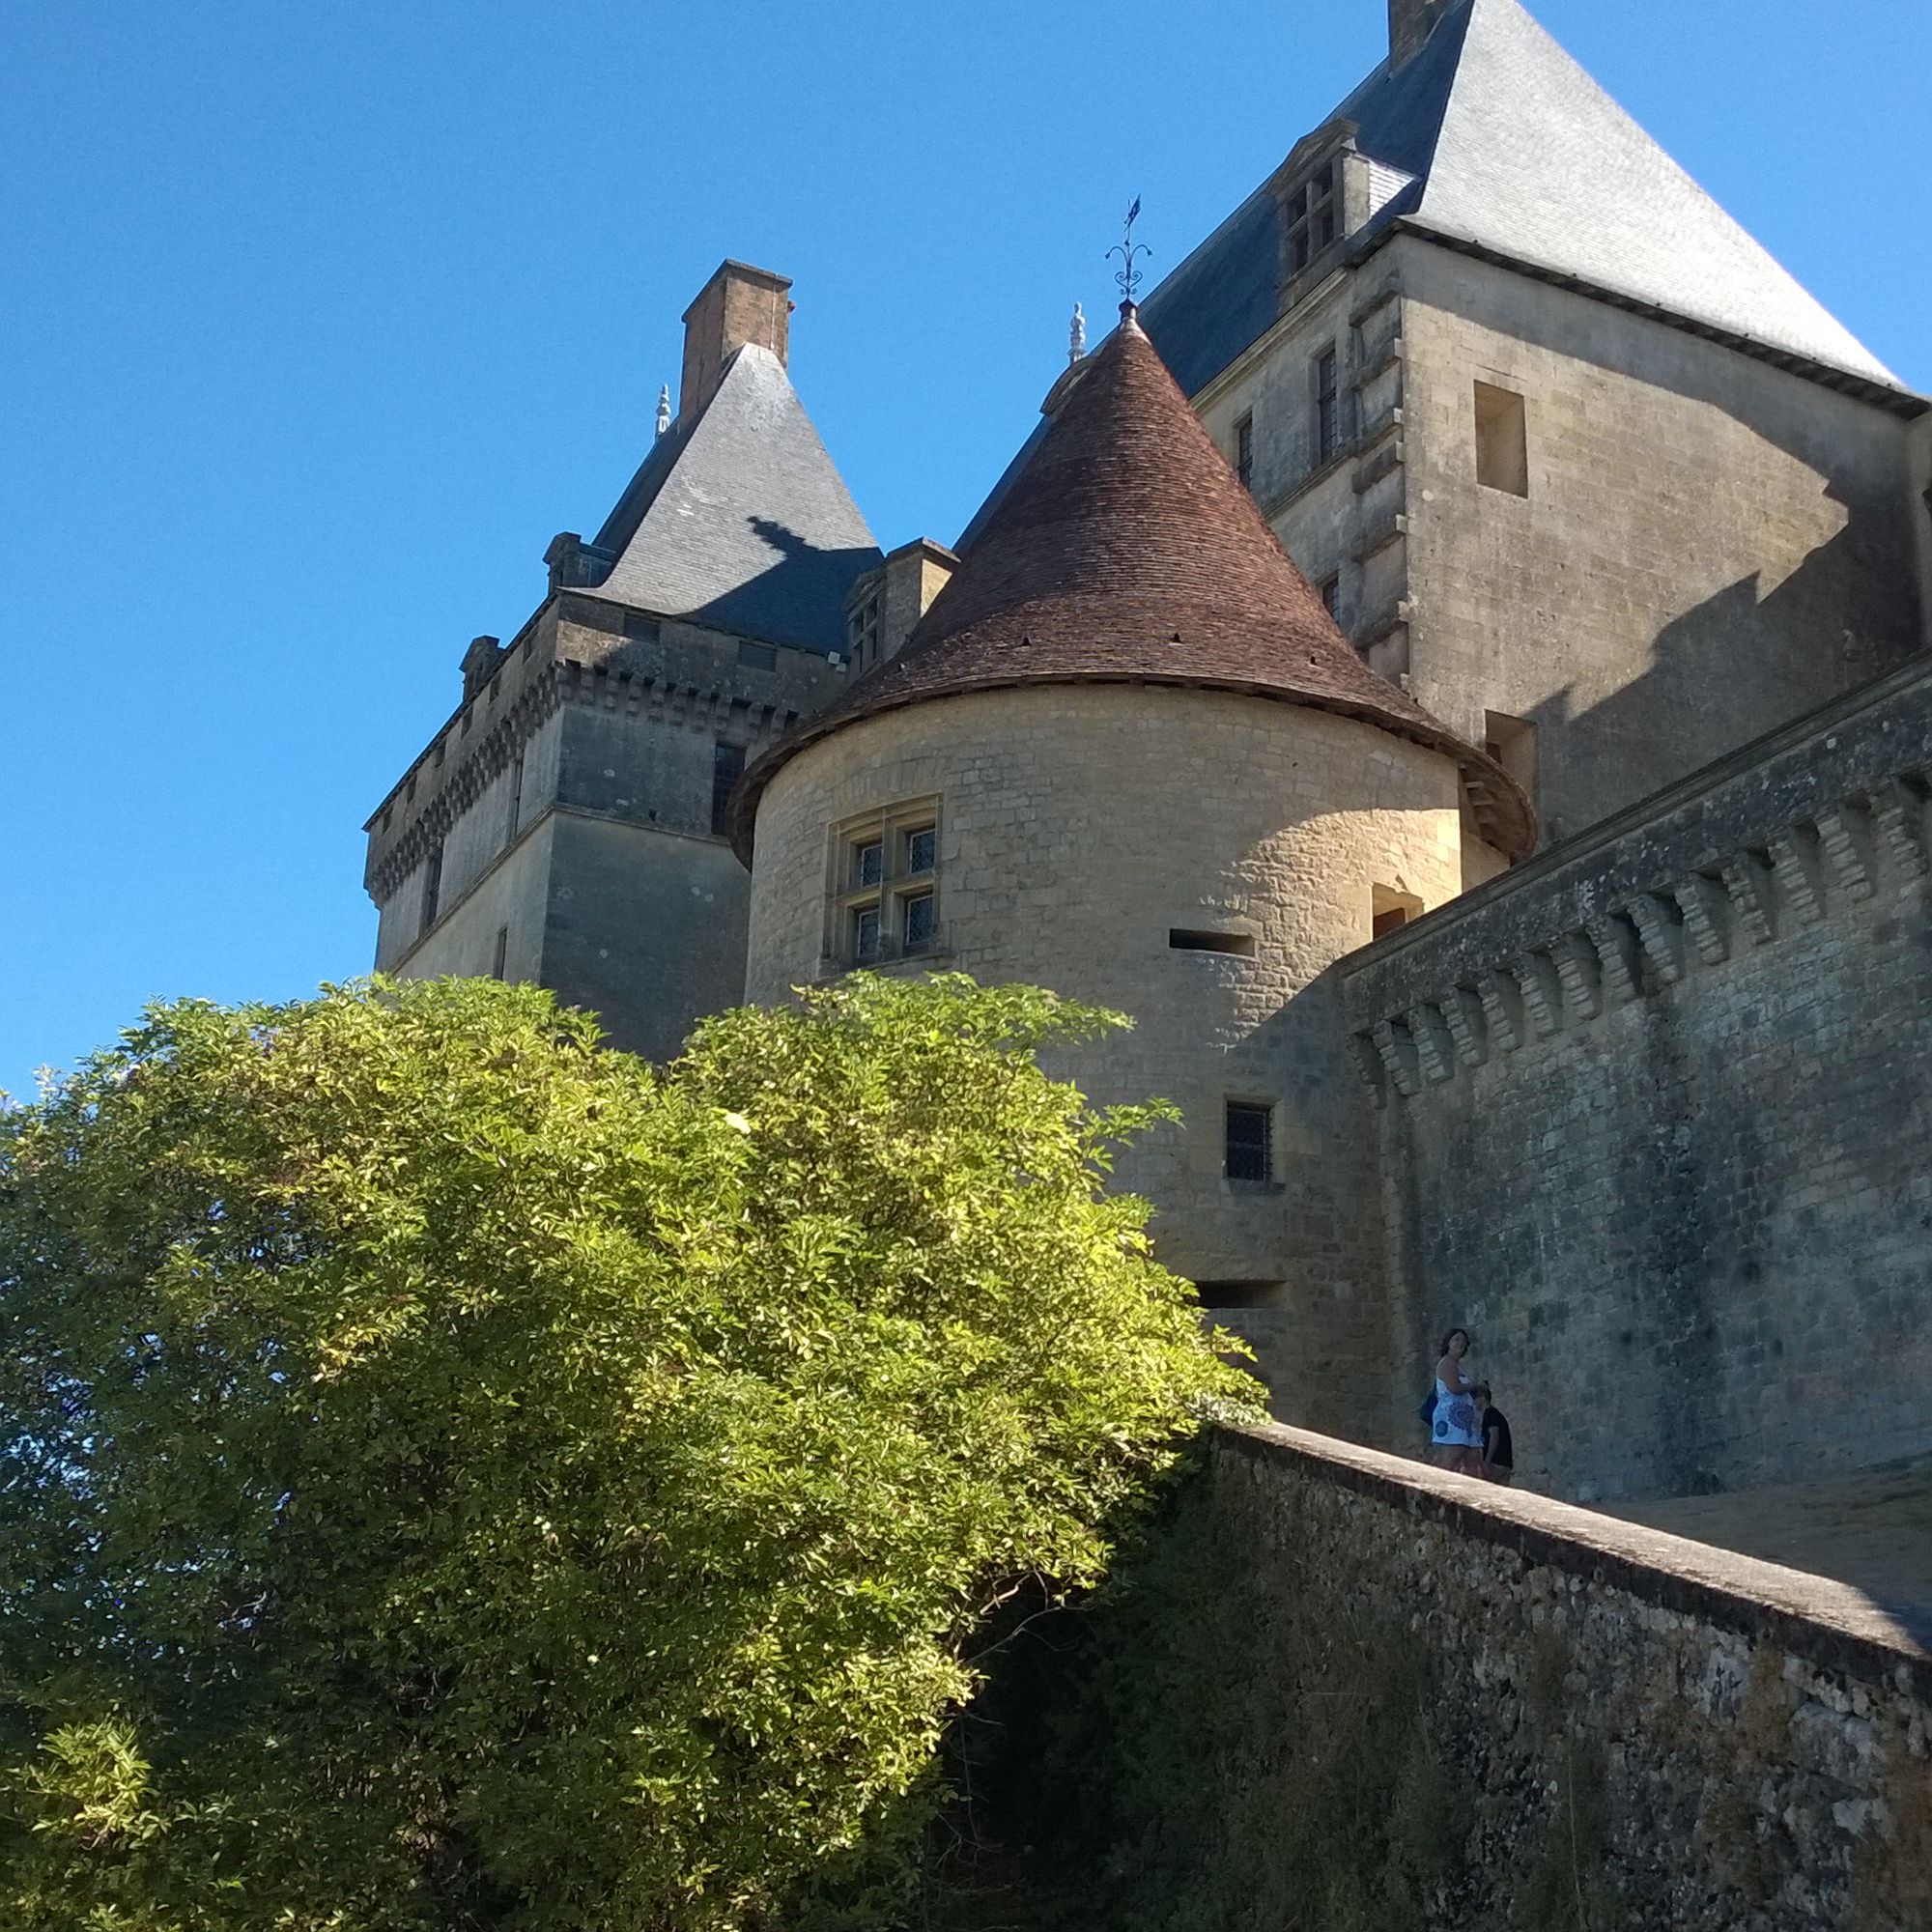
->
[362,593,841,908]
[1344,655,1932,1105]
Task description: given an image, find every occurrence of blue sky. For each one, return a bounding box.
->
[2,0,1926,1096]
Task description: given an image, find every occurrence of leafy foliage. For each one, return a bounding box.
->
[0,974,1254,1929]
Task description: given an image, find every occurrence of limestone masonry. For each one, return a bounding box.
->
[1004,1424,1932,1927]
[364,0,1931,1513]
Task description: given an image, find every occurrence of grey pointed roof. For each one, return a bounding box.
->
[583,344,881,651]
[1141,0,1905,402]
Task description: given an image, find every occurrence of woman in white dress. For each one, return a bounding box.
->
[1430,1327,1483,1476]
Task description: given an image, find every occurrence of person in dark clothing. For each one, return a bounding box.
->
[1471,1383,1514,1486]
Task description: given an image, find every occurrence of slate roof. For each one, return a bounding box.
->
[735,309,1534,862]
[582,344,881,653]
[1140,0,1904,402]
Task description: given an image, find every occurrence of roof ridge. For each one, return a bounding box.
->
[1414,0,1897,385]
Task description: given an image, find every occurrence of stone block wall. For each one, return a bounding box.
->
[364,590,847,1062]
[1181,226,1924,859]
[988,1424,1930,1931]
[1396,237,1923,847]
[745,685,1467,1429]
[1343,656,1932,1501]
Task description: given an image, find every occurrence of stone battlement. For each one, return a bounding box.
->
[1345,652,1932,1101]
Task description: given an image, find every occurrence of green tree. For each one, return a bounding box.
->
[0,974,1254,1929]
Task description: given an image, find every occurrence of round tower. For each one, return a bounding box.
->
[733,307,1531,1429]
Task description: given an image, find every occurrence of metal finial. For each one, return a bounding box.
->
[1106,196,1151,311]
[655,384,671,439]
[1068,301,1087,366]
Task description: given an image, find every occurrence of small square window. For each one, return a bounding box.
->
[1225,1102,1274,1183]
[902,889,936,952]
[904,826,936,875]
[853,839,884,889]
[1372,883,1425,938]
[852,904,880,962]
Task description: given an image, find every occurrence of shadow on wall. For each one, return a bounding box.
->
[1411,255,1921,845]
[1523,520,1907,843]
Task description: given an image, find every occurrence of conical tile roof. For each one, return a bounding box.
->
[734,308,1533,860]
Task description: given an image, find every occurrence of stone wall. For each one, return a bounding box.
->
[1343,656,1932,1501]
[1182,227,1924,855]
[745,684,1465,1429]
[976,1424,1931,1932]
[365,592,846,1062]
[1396,236,1923,847]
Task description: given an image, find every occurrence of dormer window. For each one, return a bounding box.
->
[848,593,882,668]
[1286,160,1339,273]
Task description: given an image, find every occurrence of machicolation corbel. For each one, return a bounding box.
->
[1815,802,1876,899]
[1550,931,1602,1023]
[1719,850,1777,946]
[1768,825,1828,926]
[1871,776,1931,879]
[1672,874,1731,966]
[1626,891,1687,986]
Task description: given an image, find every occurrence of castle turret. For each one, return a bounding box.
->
[361,262,880,1064]
[736,305,1530,1428]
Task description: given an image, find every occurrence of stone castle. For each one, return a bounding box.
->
[363,0,1932,1510]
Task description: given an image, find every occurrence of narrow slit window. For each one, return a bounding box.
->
[712,742,746,837]
[1191,1280,1283,1309]
[1170,928,1257,956]
[492,925,509,980]
[1319,574,1341,621]
[1234,412,1255,493]
[1315,348,1341,462]
[420,843,442,935]
[1474,382,1529,496]
[1225,1102,1274,1183]
[508,752,526,838]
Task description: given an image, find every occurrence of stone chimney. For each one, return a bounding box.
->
[1389,0,1454,67]
[678,260,792,425]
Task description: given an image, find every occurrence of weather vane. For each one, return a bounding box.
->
[1107,196,1151,309]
